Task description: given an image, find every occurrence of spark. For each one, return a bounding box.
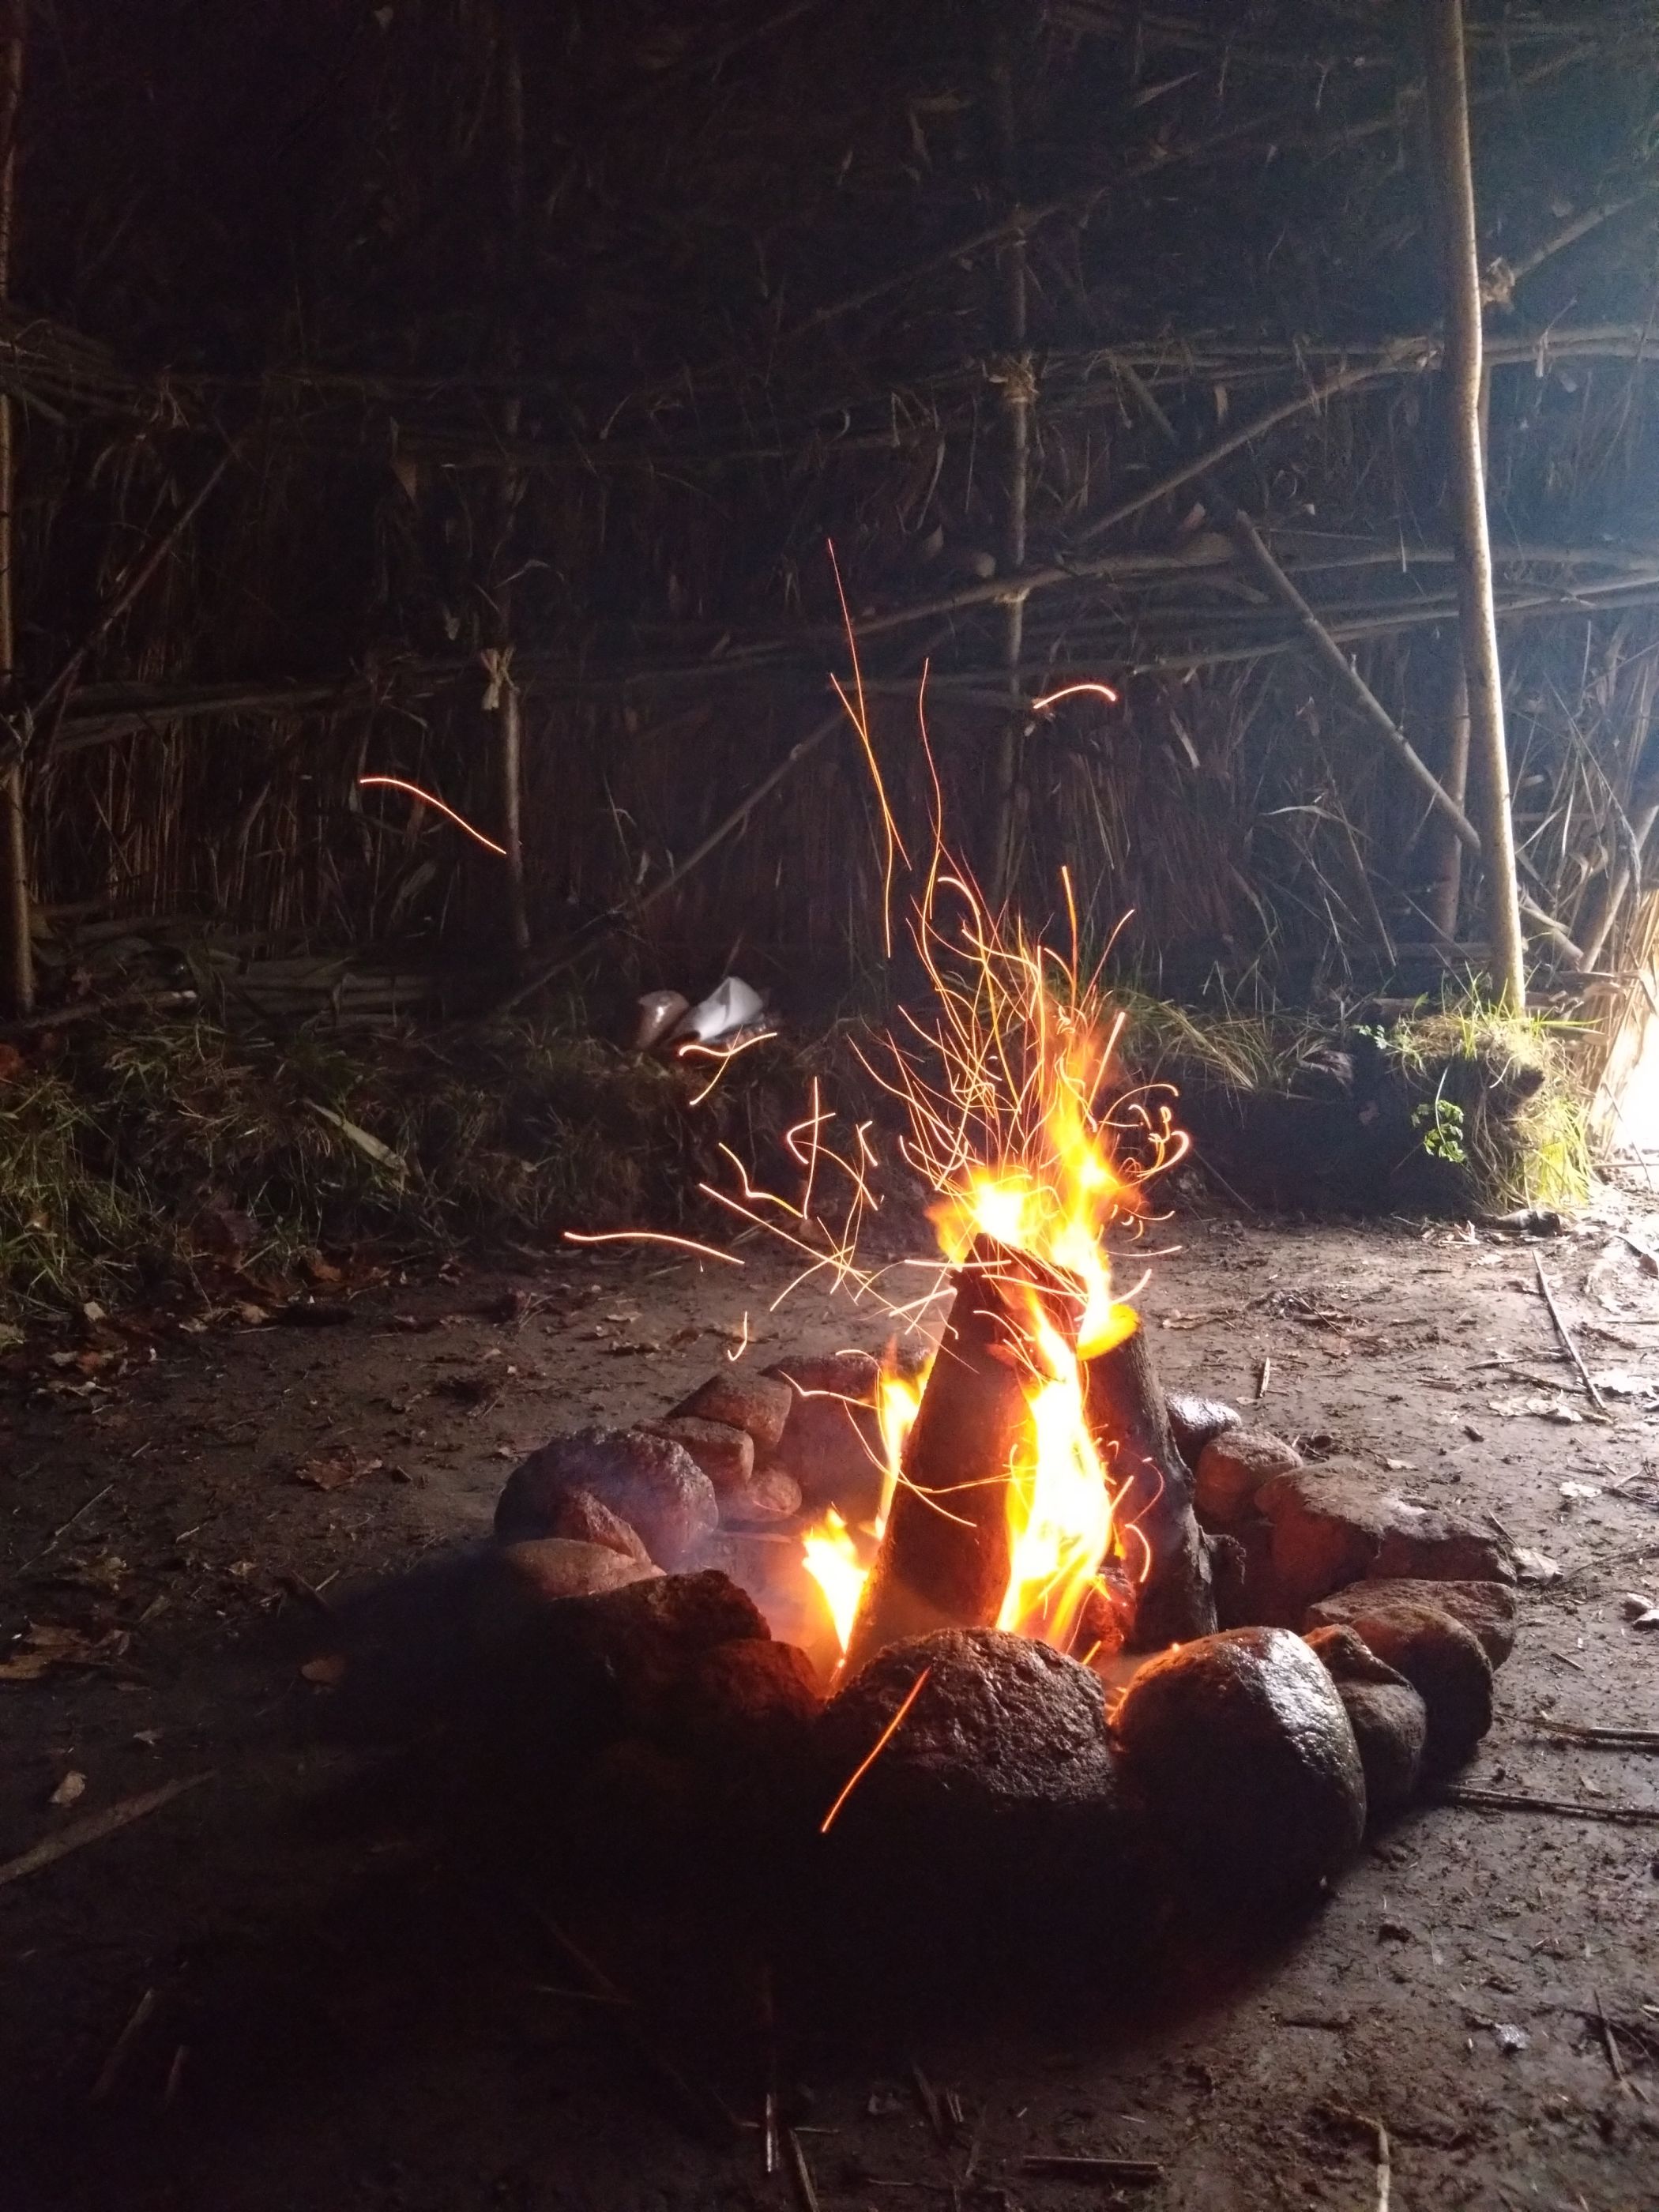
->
[1031,682,1120,712]
[725,1311,752,1362]
[357,774,507,856]
[562,1230,744,1266]
[677,1029,778,1106]
[818,1665,932,1834]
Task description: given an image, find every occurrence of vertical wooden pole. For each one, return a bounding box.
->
[0,0,29,1017]
[494,2,530,965]
[987,21,1030,909]
[1421,0,1525,1006]
[1425,368,1488,944]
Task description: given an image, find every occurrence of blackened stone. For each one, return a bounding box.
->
[641,1414,754,1495]
[545,1486,652,1563]
[1254,1462,1514,1611]
[811,1629,1137,1951]
[1304,1624,1427,1818]
[529,1569,769,1732]
[1306,1577,1517,1665]
[495,1426,719,1569]
[1194,1429,1303,1523]
[1111,1627,1366,1907]
[766,1349,886,1517]
[671,1369,795,1453]
[1167,1392,1243,1469]
[1302,1598,1493,1772]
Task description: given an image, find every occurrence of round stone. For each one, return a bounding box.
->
[1304,1624,1427,1818]
[495,1426,719,1569]
[1111,1626,1367,1907]
[811,1629,1137,1949]
[1166,1392,1243,1469]
[473,1538,660,1650]
[1307,1599,1493,1772]
[1194,1429,1303,1523]
[1306,1577,1516,1666]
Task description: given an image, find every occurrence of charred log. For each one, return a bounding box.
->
[1085,1319,1217,1650]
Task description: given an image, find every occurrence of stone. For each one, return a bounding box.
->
[525,1569,771,1732]
[641,1414,754,1495]
[1254,1461,1514,1611]
[1194,1428,1303,1523]
[545,1486,652,1564]
[1304,1624,1428,1818]
[811,1629,1138,1947]
[722,1466,803,1524]
[1110,1627,1366,1907]
[766,1349,886,1516]
[1308,1598,1493,1772]
[1306,1577,1517,1666]
[671,1369,795,1453]
[495,1426,719,1569]
[672,1638,822,1755]
[1207,1516,1298,1629]
[1166,1392,1243,1469]
[473,1537,660,1650]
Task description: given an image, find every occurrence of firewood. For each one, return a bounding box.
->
[841,1255,1032,1673]
[1083,1319,1216,1649]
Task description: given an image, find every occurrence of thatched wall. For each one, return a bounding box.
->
[9,1,1659,1010]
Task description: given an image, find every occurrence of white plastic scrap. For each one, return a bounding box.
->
[673,974,766,1044]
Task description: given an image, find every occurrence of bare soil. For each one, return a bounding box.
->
[3,1194,1658,2212]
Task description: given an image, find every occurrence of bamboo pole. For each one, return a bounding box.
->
[1421,0,1525,1007]
[1425,371,1487,940]
[493,0,530,966]
[987,21,1030,908]
[0,0,28,1017]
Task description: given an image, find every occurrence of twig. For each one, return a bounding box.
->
[785,2127,822,2212]
[20,1478,114,1570]
[1612,1228,1659,1277]
[1534,1253,1608,1414]
[522,1902,735,2142]
[1595,1987,1631,2095]
[1533,1715,1659,1751]
[1435,1785,1659,1824]
[1374,2119,1391,2212]
[90,1986,156,2101]
[1255,1354,1271,1401]
[0,1774,212,1890]
[1021,2154,1164,2184]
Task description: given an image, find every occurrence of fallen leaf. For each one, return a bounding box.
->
[0,1622,127,1682]
[1589,1367,1659,1401]
[48,1771,86,1809]
[1559,1480,1601,1501]
[235,1303,270,1327]
[1514,1548,1563,1586]
[1493,2023,1529,2054]
[294,1447,383,1492]
[309,1103,407,1178]
[1488,1394,1583,1424]
[300,1653,348,1687]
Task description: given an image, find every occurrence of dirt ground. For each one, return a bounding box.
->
[3,1189,1658,2212]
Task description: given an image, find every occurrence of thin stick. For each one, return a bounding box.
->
[784,2127,822,2212]
[1255,1355,1271,1401]
[1533,1253,1608,1414]
[1374,2119,1392,2212]
[0,1774,212,1890]
[1533,1716,1659,1751]
[1435,1785,1659,1825]
[1021,2154,1164,2184]
[21,1478,114,1570]
[91,1986,156,2102]
[1595,1987,1631,2094]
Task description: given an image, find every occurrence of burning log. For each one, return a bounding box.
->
[1083,1318,1216,1649]
[840,1255,1033,1675]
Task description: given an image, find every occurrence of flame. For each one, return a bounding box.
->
[800,1358,924,1660]
[801,1507,867,1656]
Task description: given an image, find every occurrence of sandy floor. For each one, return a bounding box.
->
[3,1192,1658,2210]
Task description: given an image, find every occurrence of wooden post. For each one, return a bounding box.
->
[987,18,1030,909]
[493,1,530,965]
[1421,0,1525,1006]
[0,0,28,1018]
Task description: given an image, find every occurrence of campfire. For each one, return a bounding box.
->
[482,707,1520,1954]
